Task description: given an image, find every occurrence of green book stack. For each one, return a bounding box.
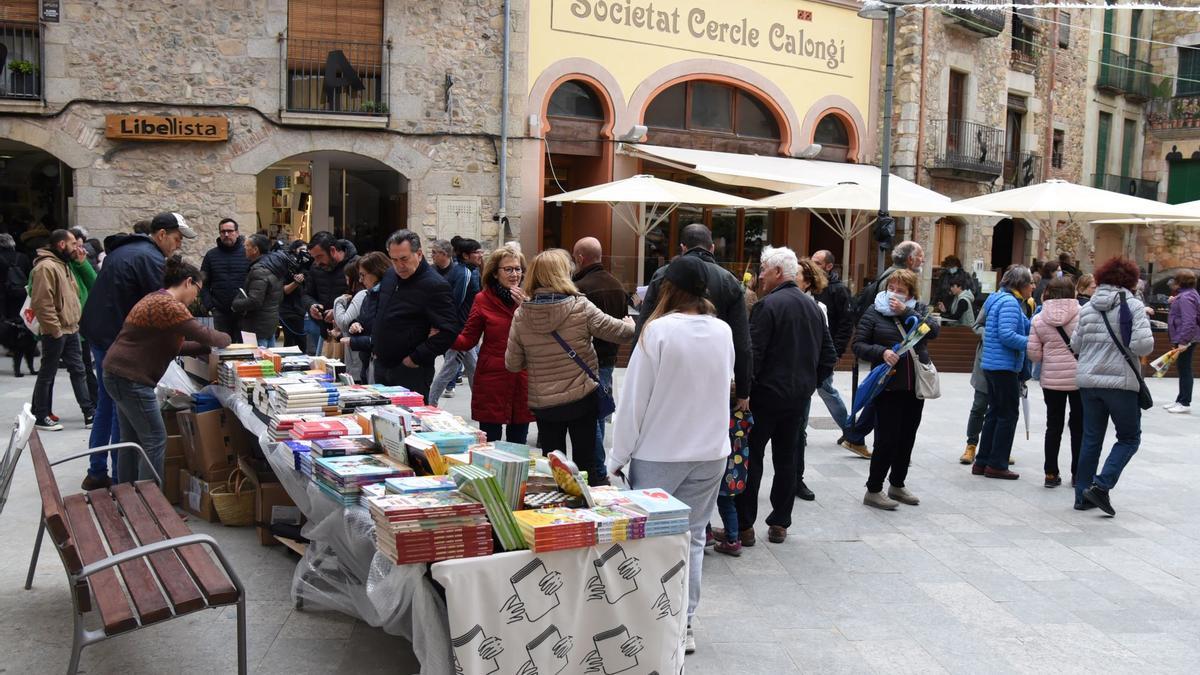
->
[450,464,526,551]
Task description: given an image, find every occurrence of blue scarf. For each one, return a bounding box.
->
[873,290,917,317]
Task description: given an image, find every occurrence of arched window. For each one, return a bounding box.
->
[813,114,853,162]
[548,81,604,119]
[644,81,780,140]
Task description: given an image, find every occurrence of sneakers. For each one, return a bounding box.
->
[49,413,60,422]
[1083,485,1115,516]
[887,486,920,505]
[81,474,112,491]
[34,416,63,431]
[1166,403,1192,414]
[984,467,1020,480]
[795,480,815,501]
[840,438,871,458]
[960,444,976,465]
[767,526,787,543]
[1045,473,1062,488]
[1073,500,1097,511]
[685,624,696,654]
[1162,401,1179,409]
[84,414,94,429]
[863,490,899,510]
[442,390,455,399]
[714,539,743,557]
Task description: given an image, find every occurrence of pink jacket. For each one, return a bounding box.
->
[1028,298,1080,391]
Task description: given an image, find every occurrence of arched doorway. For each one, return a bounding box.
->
[0,138,73,254]
[1093,223,1125,267]
[990,217,1032,270]
[542,78,612,254]
[255,150,406,252]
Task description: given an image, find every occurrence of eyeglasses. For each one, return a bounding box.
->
[219,229,236,235]
[499,266,523,275]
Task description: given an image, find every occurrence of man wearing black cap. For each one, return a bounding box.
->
[78,211,196,490]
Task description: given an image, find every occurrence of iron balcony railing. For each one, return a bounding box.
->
[1147,95,1200,131]
[1010,13,1039,74]
[281,37,390,116]
[944,0,1005,37]
[1092,173,1160,200]
[1004,152,1042,189]
[0,21,42,100]
[1123,56,1153,102]
[928,119,1005,178]
[1096,47,1128,93]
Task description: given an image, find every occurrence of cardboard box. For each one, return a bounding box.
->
[255,482,299,546]
[180,467,233,523]
[163,456,183,505]
[178,409,256,479]
[180,354,218,383]
[163,408,183,436]
[165,435,184,460]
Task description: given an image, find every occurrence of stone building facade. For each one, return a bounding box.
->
[0,0,527,258]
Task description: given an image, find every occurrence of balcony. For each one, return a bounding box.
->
[1010,13,1039,74]
[282,37,390,116]
[1096,48,1127,94]
[0,21,42,100]
[927,119,1005,182]
[944,1,1005,37]
[1092,174,1160,200]
[1147,96,1200,134]
[1004,152,1042,189]
[1123,56,1153,102]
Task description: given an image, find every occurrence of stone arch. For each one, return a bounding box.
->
[528,59,628,138]
[0,117,97,169]
[628,59,801,155]
[228,128,433,179]
[802,95,867,163]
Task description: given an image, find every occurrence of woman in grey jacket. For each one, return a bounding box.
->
[1070,257,1154,516]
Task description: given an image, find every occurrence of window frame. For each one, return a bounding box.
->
[644,80,781,141]
[1179,45,1200,97]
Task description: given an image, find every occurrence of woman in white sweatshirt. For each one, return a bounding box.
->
[607,255,734,656]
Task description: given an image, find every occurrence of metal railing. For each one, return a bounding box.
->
[1147,96,1200,131]
[282,37,390,116]
[1092,173,1160,200]
[1123,55,1153,101]
[944,0,1005,37]
[0,21,42,100]
[928,119,1005,178]
[1096,47,1127,93]
[1004,152,1042,189]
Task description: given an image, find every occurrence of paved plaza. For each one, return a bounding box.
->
[2,369,1199,674]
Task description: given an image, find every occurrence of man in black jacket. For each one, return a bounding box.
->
[811,250,864,460]
[231,233,284,347]
[733,246,836,546]
[200,218,249,341]
[637,224,751,410]
[572,236,627,450]
[301,232,357,355]
[372,230,461,397]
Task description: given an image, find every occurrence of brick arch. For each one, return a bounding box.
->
[627,59,800,155]
[528,59,628,137]
[802,95,867,163]
[0,117,96,169]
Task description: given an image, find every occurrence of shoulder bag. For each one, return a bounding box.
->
[1098,305,1152,410]
[893,318,940,400]
[1054,326,1078,360]
[550,330,617,419]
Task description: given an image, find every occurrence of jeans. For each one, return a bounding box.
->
[815,374,849,430]
[104,371,166,484]
[867,390,924,492]
[1177,343,1195,406]
[87,345,121,480]
[594,364,615,452]
[716,495,738,541]
[534,391,604,484]
[80,336,98,405]
[257,337,276,348]
[966,388,988,446]
[303,315,323,356]
[1043,388,1082,478]
[428,348,478,406]
[375,362,435,400]
[1076,388,1141,501]
[628,456,725,622]
[976,370,1020,470]
[735,404,805,530]
[479,422,530,445]
[32,332,93,420]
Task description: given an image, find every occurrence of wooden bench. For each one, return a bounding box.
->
[24,431,246,674]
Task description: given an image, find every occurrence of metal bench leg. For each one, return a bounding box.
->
[236,593,248,675]
[67,611,85,675]
[25,518,45,590]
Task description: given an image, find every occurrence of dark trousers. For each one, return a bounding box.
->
[867,389,925,492]
[1076,388,1141,501]
[976,370,1020,470]
[31,332,93,420]
[375,362,434,401]
[1043,388,1082,477]
[1177,343,1195,406]
[479,421,530,445]
[794,397,812,483]
[966,388,988,446]
[80,336,98,405]
[534,392,603,484]
[735,403,805,530]
[212,310,241,342]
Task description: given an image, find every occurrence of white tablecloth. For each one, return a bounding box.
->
[431,534,689,675]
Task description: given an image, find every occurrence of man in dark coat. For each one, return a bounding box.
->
[811,249,863,463]
[572,236,627,450]
[301,232,357,355]
[231,233,284,347]
[79,212,195,489]
[734,246,836,546]
[372,230,462,397]
[200,218,250,341]
[637,224,752,410]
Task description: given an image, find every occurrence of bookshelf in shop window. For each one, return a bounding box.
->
[284,0,389,115]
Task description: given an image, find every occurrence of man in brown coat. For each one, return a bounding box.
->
[29,229,94,431]
[572,237,628,451]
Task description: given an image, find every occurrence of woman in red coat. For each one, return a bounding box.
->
[452,245,535,443]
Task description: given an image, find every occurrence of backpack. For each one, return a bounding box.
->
[850,268,896,322]
[4,262,27,301]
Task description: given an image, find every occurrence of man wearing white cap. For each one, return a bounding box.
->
[78,211,196,490]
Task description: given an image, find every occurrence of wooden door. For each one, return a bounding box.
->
[1094,224,1125,264]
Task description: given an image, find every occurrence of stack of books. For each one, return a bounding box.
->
[403,434,448,475]
[308,435,379,457]
[267,413,326,442]
[367,492,493,564]
[337,386,391,412]
[277,382,340,411]
[367,385,425,407]
[581,505,647,544]
[512,508,597,552]
[311,454,414,506]
[291,418,362,440]
[280,440,311,471]
[449,464,525,551]
[621,489,692,537]
[410,431,477,456]
[418,415,488,444]
[470,447,530,510]
[384,475,457,494]
[359,482,387,507]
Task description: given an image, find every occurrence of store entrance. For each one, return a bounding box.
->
[256,150,407,252]
[0,138,73,254]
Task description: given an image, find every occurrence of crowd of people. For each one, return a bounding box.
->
[2,210,1197,657]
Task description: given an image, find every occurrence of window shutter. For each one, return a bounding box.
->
[1057,11,1070,49]
[1179,46,1200,97]
[0,0,38,24]
[287,0,384,69]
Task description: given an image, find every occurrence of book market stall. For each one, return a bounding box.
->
[187,345,690,674]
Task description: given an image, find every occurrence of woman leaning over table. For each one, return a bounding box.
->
[451,245,535,443]
[607,255,734,657]
[1165,269,1199,414]
[1027,277,1082,488]
[103,257,231,483]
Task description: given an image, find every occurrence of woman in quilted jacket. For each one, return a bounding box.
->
[973,265,1033,480]
[505,249,633,485]
[1027,277,1081,488]
[1166,269,1199,414]
[1070,257,1154,516]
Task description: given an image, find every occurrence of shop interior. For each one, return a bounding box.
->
[0,139,73,253]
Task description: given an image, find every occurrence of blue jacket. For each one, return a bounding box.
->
[437,259,471,323]
[980,289,1030,373]
[80,234,165,350]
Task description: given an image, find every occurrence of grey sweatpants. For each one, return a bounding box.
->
[628,457,726,623]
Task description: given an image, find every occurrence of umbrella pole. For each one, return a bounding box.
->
[637,202,647,287]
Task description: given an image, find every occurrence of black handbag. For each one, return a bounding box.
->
[550,330,616,419]
[1098,305,1152,410]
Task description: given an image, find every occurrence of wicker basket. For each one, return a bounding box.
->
[210,468,255,527]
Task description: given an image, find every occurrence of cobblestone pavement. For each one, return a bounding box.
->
[2,368,1197,673]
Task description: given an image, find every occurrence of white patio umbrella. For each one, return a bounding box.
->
[543,174,755,285]
[758,181,1007,279]
[954,179,1187,255]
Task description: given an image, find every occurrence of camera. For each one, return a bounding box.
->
[286,248,314,276]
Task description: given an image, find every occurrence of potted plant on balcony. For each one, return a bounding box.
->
[358,100,389,115]
[8,59,39,97]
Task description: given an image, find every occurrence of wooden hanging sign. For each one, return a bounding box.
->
[105,115,229,142]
